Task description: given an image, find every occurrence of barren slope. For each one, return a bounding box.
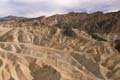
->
[0,11,120,80]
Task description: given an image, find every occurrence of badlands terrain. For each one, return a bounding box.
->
[0,11,120,80]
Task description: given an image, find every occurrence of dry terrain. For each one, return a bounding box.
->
[0,11,120,80]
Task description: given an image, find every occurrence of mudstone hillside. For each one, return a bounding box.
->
[0,11,120,80]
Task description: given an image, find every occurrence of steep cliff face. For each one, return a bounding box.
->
[0,11,120,80]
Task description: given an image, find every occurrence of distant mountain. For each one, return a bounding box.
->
[0,15,27,22]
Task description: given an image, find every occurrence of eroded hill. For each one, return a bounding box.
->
[0,11,120,80]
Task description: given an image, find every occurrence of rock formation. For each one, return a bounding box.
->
[0,11,120,80]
